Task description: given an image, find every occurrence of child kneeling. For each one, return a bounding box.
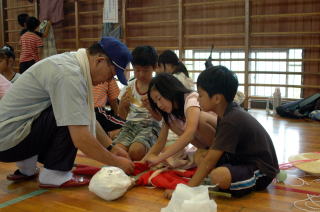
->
[142,73,217,167]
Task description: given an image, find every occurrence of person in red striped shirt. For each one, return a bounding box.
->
[93,78,125,139]
[19,17,43,74]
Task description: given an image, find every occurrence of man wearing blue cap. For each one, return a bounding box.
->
[0,37,134,188]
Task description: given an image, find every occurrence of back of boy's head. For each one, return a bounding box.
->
[18,13,29,27]
[26,17,40,32]
[0,44,15,60]
[132,46,158,67]
[197,66,238,103]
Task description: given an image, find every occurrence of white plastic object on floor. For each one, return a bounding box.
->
[88,166,134,201]
[161,184,217,212]
[273,88,281,116]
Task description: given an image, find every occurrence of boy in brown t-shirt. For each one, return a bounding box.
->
[165,65,279,198]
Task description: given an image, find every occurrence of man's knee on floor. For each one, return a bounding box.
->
[209,167,232,189]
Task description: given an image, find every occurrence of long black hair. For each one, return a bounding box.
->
[148,73,192,124]
[158,50,189,77]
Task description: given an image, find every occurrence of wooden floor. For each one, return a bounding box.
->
[1,110,320,212]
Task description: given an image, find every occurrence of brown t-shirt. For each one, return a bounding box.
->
[211,103,279,178]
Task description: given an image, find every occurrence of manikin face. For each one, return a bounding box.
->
[91,56,116,86]
[133,65,154,83]
[150,88,172,113]
[197,86,214,112]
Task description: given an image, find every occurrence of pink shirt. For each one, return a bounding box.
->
[0,74,12,99]
[169,92,200,133]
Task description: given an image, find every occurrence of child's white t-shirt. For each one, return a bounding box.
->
[118,79,154,122]
[173,72,194,90]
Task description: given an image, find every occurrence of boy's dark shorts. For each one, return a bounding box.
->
[216,153,273,197]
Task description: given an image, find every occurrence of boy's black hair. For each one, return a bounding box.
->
[26,17,40,32]
[132,46,158,66]
[158,50,189,77]
[18,13,29,27]
[148,72,192,124]
[197,66,238,103]
[0,44,15,60]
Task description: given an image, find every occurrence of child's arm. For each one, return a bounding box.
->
[142,122,169,162]
[109,99,119,114]
[117,87,131,119]
[164,148,224,199]
[147,106,200,166]
[188,149,224,187]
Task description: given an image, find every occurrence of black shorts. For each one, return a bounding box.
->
[0,106,77,171]
[216,153,273,197]
[19,60,35,74]
[95,107,125,133]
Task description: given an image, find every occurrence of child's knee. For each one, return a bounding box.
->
[128,142,147,161]
[209,167,232,189]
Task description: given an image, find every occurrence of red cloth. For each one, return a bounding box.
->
[72,163,196,190]
[135,168,196,189]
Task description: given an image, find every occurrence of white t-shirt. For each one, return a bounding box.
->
[173,72,194,90]
[118,79,155,122]
[0,52,90,151]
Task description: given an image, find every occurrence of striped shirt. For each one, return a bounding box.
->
[19,32,43,63]
[93,79,120,107]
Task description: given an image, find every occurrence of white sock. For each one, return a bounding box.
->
[39,168,73,186]
[16,155,38,176]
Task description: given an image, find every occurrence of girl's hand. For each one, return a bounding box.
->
[164,189,174,199]
[145,154,161,167]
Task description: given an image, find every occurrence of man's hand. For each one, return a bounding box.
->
[164,189,174,199]
[111,145,130,159]
[115,156,134,175]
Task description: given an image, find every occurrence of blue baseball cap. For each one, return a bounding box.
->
[98,36,132,85]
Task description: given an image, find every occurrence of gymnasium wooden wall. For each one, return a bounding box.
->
[1,0,319,99]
